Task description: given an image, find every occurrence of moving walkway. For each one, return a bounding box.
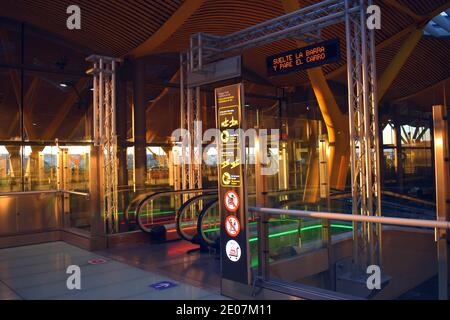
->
[133,188,336,254]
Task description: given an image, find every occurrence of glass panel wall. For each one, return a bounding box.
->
[0,67,21,140]
[0,20,92,193]
[0,19,94,234]
[22,71,91,141]
[380,106,435,201]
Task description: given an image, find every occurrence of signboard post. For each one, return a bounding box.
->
[215,83,250,285]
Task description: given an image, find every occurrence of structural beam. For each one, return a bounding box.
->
[41,79,89,140]
[145,70,180,141]
[377,27,423,102]
[282,0,350,192]
[384,0,422,22]
[0,30,35,139]
[129,0,206,58]
[133,58,147,187]
[393,78,449,103]
[7,78,40,139]
[326,1,450,81]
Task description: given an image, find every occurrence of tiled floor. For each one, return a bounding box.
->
[0,241,228,300]
[98,240,222,293]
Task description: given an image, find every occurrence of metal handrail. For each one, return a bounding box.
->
[197,198,220,246]
[195,189,308,247]
[64,190,90,197]
[249,207,450,230]
[135,188,217,233]
[176,192,218,241]
[0,189,89,197]
[124,187,173,220]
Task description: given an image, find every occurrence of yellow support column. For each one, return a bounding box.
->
[281,0,350,195]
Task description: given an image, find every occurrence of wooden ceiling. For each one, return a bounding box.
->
[1,1,449,91]
[0,1,449,142]
[0,0,183,57]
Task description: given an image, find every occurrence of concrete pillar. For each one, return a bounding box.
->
[133,59,147,188]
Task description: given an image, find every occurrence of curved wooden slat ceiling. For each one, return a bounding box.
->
[0,0,183,56]
[0,0,449,101]
[151,0,450,98]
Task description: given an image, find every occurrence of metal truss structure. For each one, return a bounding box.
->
[179,53,202,191]
[87,55,121,233]
[345,0,382,269]
[183,0,381,269]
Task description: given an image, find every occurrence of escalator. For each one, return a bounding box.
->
[134,188,217,240]
[133,188,308,252]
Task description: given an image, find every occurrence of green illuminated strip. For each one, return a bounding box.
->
[330,224,353,230]
[203,219,295,233]
[248,224,352,242]
[116,210,175,217]
[203,223,353,241]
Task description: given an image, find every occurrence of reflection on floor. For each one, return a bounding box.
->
[0,241,227,300]
[398,275,438,300]
[98,240,222,294]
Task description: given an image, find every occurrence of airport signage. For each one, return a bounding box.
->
[215,83,250,285]
[266,39,340,76]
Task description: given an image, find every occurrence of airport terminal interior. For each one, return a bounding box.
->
[0,0,449,300]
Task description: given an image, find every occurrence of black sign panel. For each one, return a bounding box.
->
[215,83,250,285]
[266,39,340,76]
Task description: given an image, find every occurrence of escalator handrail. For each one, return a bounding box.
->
[124,187,172,221]
[196,188,309,247]
[135,188,217,233]
[175,192,218,242]
[197,198,220,247]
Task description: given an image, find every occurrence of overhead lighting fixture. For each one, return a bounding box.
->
[59,83,68,88]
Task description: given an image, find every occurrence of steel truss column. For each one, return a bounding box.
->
[180,52,202,191]
[345,0,381,270]
[184,0,382,276]
[87,55,122,234]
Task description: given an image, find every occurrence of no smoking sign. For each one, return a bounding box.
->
[224,190,240,212]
